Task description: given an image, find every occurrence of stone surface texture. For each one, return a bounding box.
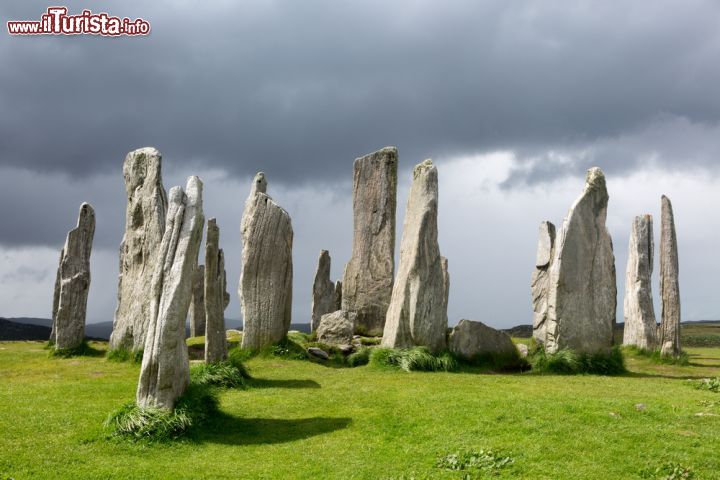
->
[51,203,95,350]
[316,310,356,346]
[334,280,343,311]
[342,147,397,335]
[622,215,658,350]
[137,176,204,410]
[448,319,517,359]
[531,221,556,344]
[311,250,336,332]
[382,160,447,353]
[189,265,205,337]
[239,173,294,350]
[205,218,229,363]
[658,195,681,356]
[545,167,617,354]
[111,147,168,352]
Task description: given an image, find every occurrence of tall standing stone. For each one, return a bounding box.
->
[531,221,556,345]
[658,195,681,356]
[51,203,95,350]
[137,177,204,410]
[189,265,205,337]
[311,250,336,332]
[623,215,658,350]
[334,280,343,311]
[545,167,617,354]
[342,147,397,336]
[205,218,229,363]
[240,173,294,350]
[111,147,168,352]
[441,256,450,313]
[382,160,447,353]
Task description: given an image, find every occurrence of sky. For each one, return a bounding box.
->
[1,1,719,328]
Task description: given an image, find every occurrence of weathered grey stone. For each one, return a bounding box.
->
[334,280,343,311]
[240,173,294,350]
[658,195,681,356]
[342,147,397,335]
[441,256,450,312]
[189,265,205,337]
[448,319,517,360]
[382,160,447,353]
[51,203,95,350]
[623,215,658,350]
[546,167,617,354]
[311,250,336,332]
[531,221,556,344]
[137,176,204,410]
[205,218,228,363]
[111,147,168,352]
[308,347,329,360]
[317,310,356,346]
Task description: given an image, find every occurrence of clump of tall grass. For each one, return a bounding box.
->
[691,377,720,393]
[104,384,219,441]
[369,347,459,372]
[107,347,143,364]
[622,345,690,366]
[48,340,103,358]
[530,346,626,375]
[190,360,249,388]
[346,347,371,367]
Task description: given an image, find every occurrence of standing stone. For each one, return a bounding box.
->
[205,218,229,363]
[189,265,205,337]
[240,173,294,350]
[111,147,168,352]
[137,177,204,410]
[51,203,95,350]
[623,215,658,350]
[545,167,617,354]
[342,147,397,336]
[334,280,343,311]
[658,195,681,356]
[382,160,447,353]
[311,250,336,332]
[531,221,556,345]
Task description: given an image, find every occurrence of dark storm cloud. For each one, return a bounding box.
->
[2,0,720,184]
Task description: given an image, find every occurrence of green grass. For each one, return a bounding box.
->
[48,340,104,358]
[623,346,691,366]
[3,340,720,478]
[106,346,144,364]
[531,346,626,375]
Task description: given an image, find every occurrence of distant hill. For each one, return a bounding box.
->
[1,317,312,341]
[0,318,51,341]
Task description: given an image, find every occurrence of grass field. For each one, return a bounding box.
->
[2,340,720,479]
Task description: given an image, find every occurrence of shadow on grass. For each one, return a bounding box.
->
[195,413,351,445]
[247,378,321,389]
[624,371,712,380]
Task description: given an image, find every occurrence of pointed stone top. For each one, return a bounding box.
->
[319,249,330,258]
[661,194,672,204]
[584,167,607,193]
[413,159,435,177]
[355,146,398,164]
[129,146,161,157]
[208,217,217,227]
[168,186,184,205]
[251,172,267,196]
[185,176,203,207]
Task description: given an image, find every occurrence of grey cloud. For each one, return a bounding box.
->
[1,0,720,184]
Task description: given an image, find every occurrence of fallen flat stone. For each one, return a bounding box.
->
[308,347,329,360]
[448,319,517,360]
[316,310,356,346]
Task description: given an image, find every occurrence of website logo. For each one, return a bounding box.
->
[7,7,150,36]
